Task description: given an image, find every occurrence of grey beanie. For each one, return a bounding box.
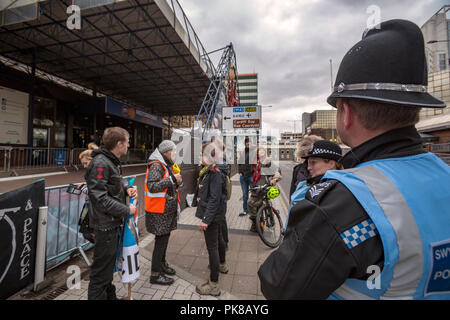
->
[158,140,176,154]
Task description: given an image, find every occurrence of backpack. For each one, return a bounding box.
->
[223,173,232,201]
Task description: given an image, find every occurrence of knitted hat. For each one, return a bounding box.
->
[158,140,176,154]
[302,140,342,162]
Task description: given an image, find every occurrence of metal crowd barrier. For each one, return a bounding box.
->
[44,173,146,271]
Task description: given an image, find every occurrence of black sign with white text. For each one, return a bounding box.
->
[0,181,45,299]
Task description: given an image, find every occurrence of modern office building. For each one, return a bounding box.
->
[302,109,338,141]
[237,74,258,106]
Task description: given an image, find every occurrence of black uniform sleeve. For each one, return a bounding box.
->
[257,180,384,300]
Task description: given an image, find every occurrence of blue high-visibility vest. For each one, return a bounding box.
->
[322,153,450,300]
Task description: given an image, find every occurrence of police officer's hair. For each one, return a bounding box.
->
[345,98,421,131]
[102,127,129,151]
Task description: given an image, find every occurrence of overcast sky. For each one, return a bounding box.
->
[178,0,448,136]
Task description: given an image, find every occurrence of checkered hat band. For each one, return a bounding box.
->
[312,148,341,157]
[340,219,379,249]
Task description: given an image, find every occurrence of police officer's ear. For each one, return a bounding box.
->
[337,98,354,130]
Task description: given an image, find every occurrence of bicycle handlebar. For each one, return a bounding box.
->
[249,183,269,192]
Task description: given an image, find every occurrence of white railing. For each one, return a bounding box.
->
[0,147,152,173]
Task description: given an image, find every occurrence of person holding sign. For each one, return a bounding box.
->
[86,127,137,300]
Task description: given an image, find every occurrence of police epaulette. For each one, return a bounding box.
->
[305,180,338,203]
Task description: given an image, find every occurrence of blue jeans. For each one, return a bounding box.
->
[240,175,253,213]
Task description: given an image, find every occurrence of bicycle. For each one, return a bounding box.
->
[249,184,284,248]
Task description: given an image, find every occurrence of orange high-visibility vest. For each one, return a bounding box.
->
[144,160,180,214]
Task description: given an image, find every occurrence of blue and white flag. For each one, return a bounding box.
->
[116,177,140,283]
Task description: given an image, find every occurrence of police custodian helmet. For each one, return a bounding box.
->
[327,19,446,109]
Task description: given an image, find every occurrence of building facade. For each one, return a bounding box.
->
[421,70,450,119]
[302,109,338,141]
[421,6,450,74]
[280,132,303,145]
[420,6,450,120]
[237,74,258,106]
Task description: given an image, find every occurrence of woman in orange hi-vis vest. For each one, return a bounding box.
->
[145,140,182,286]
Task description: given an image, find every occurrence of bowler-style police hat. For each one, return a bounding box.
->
[327,19,446,108]
[302,140,342,162]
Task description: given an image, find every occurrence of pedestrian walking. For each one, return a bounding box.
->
[195,142,229,296]
[145,140,182,286]
[86,127,137,300]
[258,19,450,300]
[238,137,254,216]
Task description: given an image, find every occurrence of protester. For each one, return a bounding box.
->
[238,137,254,216]
[286,140,343,227]
[247,146,282,232]
[145,140,182,286]
[86,127,137,300]
[77,143,99,244]
[289,135,322,198]
[258,19,450,300]
[195,142,229,297]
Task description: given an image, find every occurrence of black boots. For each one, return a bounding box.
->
[161,262,176,276]
[150,262,176,285]
[150,273,174,285]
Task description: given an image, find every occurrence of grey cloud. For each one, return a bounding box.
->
[179,0,448,132]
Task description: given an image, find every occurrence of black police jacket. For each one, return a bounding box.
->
[258,126,426,299]
[85,147,130,231]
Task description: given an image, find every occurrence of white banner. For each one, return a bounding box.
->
[0,87,29,145]
[120,243,140,283]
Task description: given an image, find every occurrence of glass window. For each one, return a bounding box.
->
[439,53,446,71]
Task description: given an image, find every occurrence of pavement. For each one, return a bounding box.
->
[5,162,294,301]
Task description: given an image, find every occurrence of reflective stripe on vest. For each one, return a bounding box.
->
[324,153,450,300]
[144,161,168,214]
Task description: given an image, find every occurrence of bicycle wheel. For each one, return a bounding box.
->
[256,204,284,248]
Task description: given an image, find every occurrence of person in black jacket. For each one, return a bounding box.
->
[195,142,228,297]
[86,127,137,300]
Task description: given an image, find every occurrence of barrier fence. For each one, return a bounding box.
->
[44,173,147,271]
[0,147,152,174]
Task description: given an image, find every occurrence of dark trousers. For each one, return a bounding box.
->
[151,233,171,273]
[204,221,227,282]
[88,228,120,300]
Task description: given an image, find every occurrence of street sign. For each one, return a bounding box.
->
[222,106,261,130]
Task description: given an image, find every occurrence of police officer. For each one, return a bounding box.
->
[258,19,450,300]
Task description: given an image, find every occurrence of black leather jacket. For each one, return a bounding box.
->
[85,147,130,231]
